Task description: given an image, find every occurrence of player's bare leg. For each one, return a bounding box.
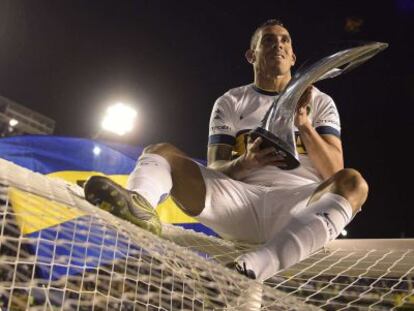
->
[84,142,206,235]
[141,142,206,216]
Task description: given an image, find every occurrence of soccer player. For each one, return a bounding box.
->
[84,19,368,281]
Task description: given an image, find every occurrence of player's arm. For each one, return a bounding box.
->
[207,138,286,180]
[297,126,343,179]
[295,87,344,179]
[207,144,245,180]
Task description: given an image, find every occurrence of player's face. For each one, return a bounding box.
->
[253,25,296,76]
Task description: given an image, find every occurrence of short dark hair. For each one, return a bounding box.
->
[250,19,286,49]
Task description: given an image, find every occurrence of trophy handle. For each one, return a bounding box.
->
[249,127,300,170]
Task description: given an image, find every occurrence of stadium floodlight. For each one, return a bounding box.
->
[9,118,19,127]
[101,103,137,136]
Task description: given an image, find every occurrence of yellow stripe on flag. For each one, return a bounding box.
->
[9,188,86,235]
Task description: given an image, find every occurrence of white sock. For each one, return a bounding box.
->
[238,192,353,281]
[126,153,173,208]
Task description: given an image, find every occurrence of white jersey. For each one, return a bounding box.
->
[208,83,341,188]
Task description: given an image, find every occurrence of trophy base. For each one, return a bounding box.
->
[249,127,300,170]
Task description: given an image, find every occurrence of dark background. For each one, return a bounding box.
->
[0,0,413,238]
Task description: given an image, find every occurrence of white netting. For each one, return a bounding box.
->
[0,157,413,310]
[266,240,414,310]
[0,158,319,310]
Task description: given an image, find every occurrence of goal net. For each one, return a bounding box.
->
[0,157,413,310]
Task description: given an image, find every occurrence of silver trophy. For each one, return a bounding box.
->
[250,41,388,170]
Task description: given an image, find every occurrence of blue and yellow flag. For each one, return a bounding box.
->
[0,135,217,280]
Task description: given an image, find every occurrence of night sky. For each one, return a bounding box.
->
[0,0,413,238]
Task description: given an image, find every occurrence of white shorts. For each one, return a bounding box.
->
[195,165,320,244]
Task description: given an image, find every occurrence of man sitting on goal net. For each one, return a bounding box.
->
[84,19,368,282]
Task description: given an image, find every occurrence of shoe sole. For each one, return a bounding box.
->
[84,176,162,236]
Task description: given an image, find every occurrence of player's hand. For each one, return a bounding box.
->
[239,136,287,170]
[295,86,313,128]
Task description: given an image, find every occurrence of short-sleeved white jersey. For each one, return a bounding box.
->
[208,83,341,188]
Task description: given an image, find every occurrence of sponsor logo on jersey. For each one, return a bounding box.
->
[213,109,224,121]
[211,125,231,132]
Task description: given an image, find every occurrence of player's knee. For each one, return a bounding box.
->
[334,168,369,207]
[143,142,179,156]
